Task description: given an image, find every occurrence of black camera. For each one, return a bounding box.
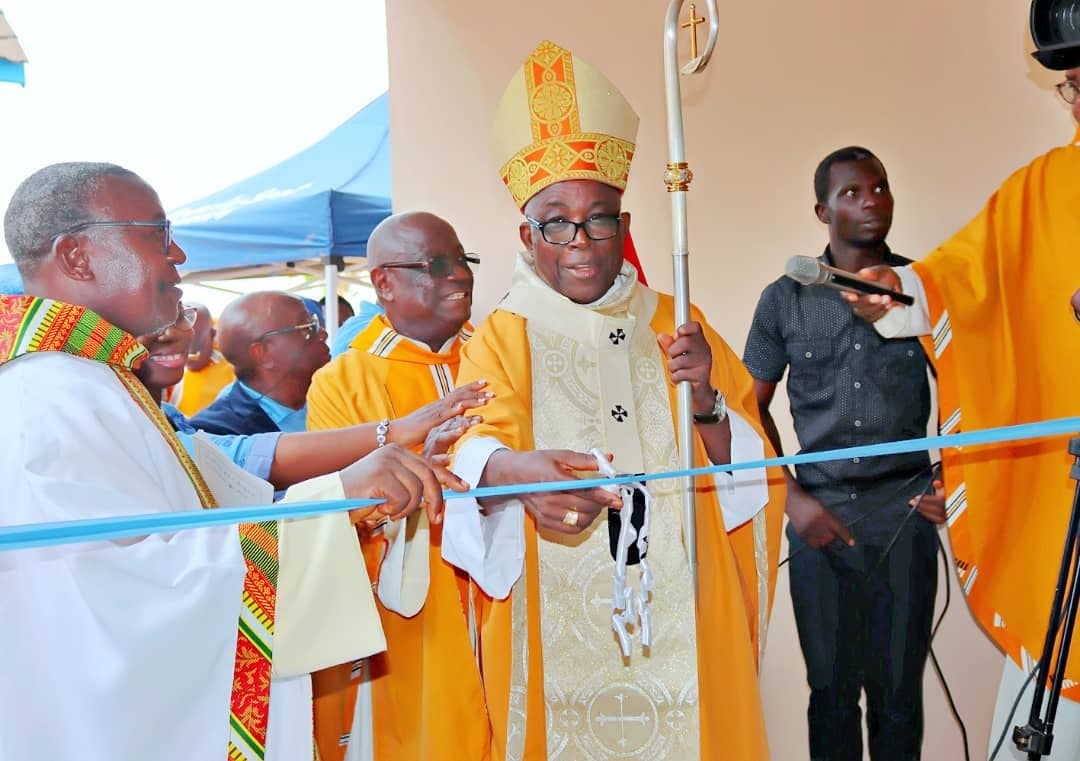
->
[1032,0,1080,70]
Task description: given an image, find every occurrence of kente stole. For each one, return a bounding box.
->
[0,295,278,760]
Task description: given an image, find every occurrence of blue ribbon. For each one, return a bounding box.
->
[3,416,1079,553]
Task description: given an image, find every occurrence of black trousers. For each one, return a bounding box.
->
[787,518,939,761]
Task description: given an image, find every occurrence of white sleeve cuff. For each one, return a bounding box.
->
[377,510,430,618]
[875,266,932,338]
[441,436,525,600]
[710,409,769,532]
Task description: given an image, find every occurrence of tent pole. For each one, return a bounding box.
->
[323,256,339,345]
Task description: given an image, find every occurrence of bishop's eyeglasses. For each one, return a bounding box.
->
[525,214,621,245]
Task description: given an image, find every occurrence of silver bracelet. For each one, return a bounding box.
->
[376,419,389,448]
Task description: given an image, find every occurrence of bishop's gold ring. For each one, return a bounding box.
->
[562,510,580,527]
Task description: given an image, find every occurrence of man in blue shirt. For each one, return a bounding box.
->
[138,302,488,490]
[193,291,329,435]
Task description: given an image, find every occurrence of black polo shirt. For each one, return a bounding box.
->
[743,247,932,544]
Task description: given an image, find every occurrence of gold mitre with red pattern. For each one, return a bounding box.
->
[491,40,640,209]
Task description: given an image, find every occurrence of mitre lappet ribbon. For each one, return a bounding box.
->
[591,448,655,657]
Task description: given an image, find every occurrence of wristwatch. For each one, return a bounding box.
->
[693,389,728,425]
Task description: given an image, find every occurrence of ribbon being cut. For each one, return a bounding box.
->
[4,415,1078,551]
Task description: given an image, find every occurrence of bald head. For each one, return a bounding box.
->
[216,290,329,407]
[366,211,474,351]
[367,211,457,271]
[218,291,308,376]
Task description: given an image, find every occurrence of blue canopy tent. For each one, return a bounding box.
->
[172,93,390,276]
[0,10,27,86]
[0,263,21,294]
[0,94,392,332]
[171,93,391,335]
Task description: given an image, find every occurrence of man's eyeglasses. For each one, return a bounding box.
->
[54,220,174,256]
[255,314,322,343]
[378,254,479,278]
[525,214,621,245]
[1056,80,1080,105]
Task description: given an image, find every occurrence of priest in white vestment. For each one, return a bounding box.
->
[0,162,453,761]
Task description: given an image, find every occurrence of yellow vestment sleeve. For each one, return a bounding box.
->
[452,309,534,456]
[911,138,1080,688]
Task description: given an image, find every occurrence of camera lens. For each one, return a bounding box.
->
[1046,0,1080,44]
[1032,0,1080,70]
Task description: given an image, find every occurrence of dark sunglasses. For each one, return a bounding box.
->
[378,254,479,279]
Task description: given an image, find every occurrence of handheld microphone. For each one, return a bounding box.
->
[784,255,914,306]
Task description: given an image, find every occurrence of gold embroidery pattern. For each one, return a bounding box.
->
[506,159,531,207]
[497,41,634,207]
[526,317,701,760]
[524,41,579,142]
[498,134,635,209]
[507,570,530,761]
[594,139,630,183]
[530,82,575,126]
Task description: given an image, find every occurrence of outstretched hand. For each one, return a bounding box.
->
[482,449,622,535]
[340,443,469,527]
[423,415,481,466]
[396,381,493,448]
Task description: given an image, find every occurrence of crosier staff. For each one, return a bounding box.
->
[663,0,719,601]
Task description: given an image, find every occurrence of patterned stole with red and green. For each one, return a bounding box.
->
[0,295,279,760]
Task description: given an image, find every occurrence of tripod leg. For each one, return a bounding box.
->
[1013,436,1080,758]
[1044,483,1080,750]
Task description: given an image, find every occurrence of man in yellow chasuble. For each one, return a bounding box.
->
[440,40,786,761]
[306,212,490,761]
[843,55,1080,759]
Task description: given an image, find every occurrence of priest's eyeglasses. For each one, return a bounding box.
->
[53,220,174,255]
[1056,80,1080,104]
[378,254,479,279]
[255,314,322,343]
[526,214,621,245]
[176,306,198,331]
[151,305,198,339]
